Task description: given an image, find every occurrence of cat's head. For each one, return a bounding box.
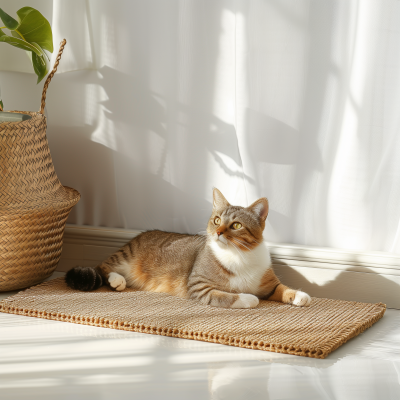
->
[207,188,269,251]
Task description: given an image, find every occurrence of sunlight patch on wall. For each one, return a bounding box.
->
[86,81,117,151]
[289,265,342,286]
[212,9,236,126]
[327,1,374,250]
[147,130,166,176]
[177,0,195,107]
[98,10,118,70]
[52,0,94,72]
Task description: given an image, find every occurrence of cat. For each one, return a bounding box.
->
[65,188,311,308]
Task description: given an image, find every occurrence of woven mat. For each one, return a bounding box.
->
[0,277,386,359]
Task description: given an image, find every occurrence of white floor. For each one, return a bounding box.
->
[0,272,399,400]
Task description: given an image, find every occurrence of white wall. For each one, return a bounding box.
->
[2,0,400,254]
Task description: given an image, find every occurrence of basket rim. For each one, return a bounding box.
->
[0,187,81,213]
[0,111,45,129]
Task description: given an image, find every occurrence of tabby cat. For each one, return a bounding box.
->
[66,189,311,308]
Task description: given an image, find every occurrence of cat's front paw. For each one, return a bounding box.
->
[108,272,126,291]
[293,291,311,307]
[232,293,259,309]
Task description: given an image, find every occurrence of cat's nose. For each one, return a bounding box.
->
[217,231,222,236]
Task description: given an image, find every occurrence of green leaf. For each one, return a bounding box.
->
[16,8,53,53]
[0,34,42,55]
[43,49,50,62]
[0,7,53,83]
[30,43,50,83]
[29,41,45,57]
[31,53,47,83]
[16,7,36,22]
[10,30,23,40]
[0,8,19,30]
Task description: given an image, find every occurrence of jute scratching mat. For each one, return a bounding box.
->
[0,278,385,359]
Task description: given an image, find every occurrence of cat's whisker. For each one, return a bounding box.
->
[228,241,243,261]
[237,236,262,246]
[228,240,246,263]
[231,237,252,251]
[231,237,250,248]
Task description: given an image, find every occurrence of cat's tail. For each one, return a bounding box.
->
[65,266,104,291]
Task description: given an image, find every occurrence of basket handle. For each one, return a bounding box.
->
[39,39,67,115]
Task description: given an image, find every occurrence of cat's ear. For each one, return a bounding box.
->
[213,188,230,210]
[248,197,269,221]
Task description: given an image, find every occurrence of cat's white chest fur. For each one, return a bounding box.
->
[209,240,272,295]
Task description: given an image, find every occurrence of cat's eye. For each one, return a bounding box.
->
[214,217,221,225]
[232,222,242,230]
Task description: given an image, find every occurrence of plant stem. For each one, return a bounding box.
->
[15,30,26,40]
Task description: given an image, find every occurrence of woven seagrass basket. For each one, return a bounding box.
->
[0,40,80,291]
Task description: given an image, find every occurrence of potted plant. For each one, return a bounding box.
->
[0,6,54,111]
[0,6,80,291]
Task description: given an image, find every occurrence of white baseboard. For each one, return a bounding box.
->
[60,225,400,309]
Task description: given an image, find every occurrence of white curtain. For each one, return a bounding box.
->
[1,0,400,254]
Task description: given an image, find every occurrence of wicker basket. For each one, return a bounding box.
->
[0,40,80,291]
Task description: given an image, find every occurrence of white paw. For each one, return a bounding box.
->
[108,272,126,291]
[293,291,311,307]
[231,293,259,309]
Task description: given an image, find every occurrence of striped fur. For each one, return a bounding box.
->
[65,189,311,308]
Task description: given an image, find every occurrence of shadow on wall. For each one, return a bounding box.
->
[272,259,399,307]
[90,65,254,183]
[236,0,336,244]
[48,1,255,233]
[49,65,250,232]
[244,108,323,239]
[48,0,346,244]
[245,109,322,167]
[239,1,354,246]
